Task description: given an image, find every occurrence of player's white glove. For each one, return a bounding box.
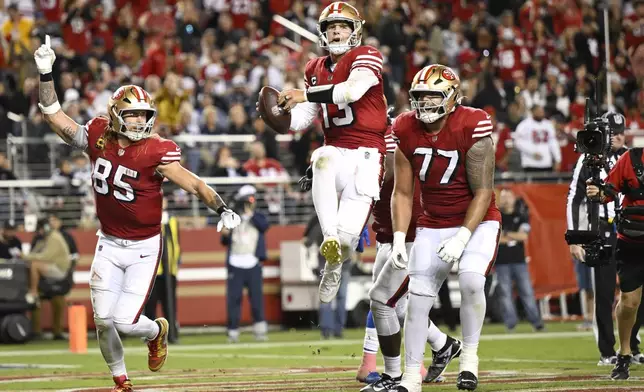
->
[217,207,241,232]
[390,231,409,270]
[34,35,56,75]
[436,226,471,264]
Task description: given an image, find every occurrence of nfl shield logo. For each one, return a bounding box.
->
[118,149,125,156]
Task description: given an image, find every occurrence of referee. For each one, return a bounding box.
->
[566,118,644,365]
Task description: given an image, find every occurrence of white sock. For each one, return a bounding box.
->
[427,321,447,352]
[312,158,339,238]
[404,293,433,370]
[363,327,379,354]
[97,323,127,377]
[383,355,402,378]
[459,343,479,377]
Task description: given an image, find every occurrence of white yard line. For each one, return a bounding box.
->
[0,330,594,358]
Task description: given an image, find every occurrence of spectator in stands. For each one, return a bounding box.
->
[23,218,70,305]
[0,221,22,259]
[253,114,279,161]
[154,73,189,136]
[554,114,580,173]
[211,145,246,178]
[495,189,544,332]
[513,104,562,172]
[227,103,254,135]
[221,185,269,343]
[2,4,33,65]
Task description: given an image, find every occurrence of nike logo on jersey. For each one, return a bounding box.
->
[140,254,151,258]
[368,50,377,54]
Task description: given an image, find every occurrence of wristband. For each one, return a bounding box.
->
[216,206,228,215]
[39,72,53,81]
[38,101,61,115]
[305,85,334,103]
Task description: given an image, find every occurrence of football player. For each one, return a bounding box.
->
[390,65,501,392]
[275,1,388,304]
[357,125,462,392]
[34,35,241,392]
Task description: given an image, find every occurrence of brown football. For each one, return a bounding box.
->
[257,86,291,134]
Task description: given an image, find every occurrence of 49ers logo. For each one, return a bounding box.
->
[441,68,456,81]
[111,87,126,101]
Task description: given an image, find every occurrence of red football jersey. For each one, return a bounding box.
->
[625,14,644,51]
[40,0,62,23]
[371,128,422,243]
[494,44,531,82]
[392,107,501,229]
[85,117,181,240]
[304,45,388,154]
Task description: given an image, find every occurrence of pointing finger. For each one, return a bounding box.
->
[45,35,51,48]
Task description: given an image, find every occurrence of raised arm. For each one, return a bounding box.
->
[35,35,85,148]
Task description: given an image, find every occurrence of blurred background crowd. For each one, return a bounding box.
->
[0,0,642,225]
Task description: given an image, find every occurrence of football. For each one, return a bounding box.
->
[257,86,291,134]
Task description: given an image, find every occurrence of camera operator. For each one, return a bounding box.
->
[567,124,644,366]
[586,118,644,380]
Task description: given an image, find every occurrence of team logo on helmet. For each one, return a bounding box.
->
[441,68,456,81]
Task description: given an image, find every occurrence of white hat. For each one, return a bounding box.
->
[236,185,257,200]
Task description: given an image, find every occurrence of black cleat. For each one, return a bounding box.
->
[456,371,478,391]
[424,335,462,383]
[611,354,631,380]
[360,373,401,392]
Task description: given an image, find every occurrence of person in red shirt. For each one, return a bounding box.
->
[587,113,644,381]
[272,2,388,305]
[391,64,500,391]
[34,36,241,392]
[625,0,644,52]
[554,115,580,172]
[494,28,531,83]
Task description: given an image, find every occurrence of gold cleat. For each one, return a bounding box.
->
[319,237,342,265]
[147,318,169,372]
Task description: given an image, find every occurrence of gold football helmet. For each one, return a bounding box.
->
[317,2,364,55]
[409,65,462,124]
[107,85,157,142]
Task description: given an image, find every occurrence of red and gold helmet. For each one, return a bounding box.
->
[409,65,462,123]
[107,85,157,142]
[317,2,364,55]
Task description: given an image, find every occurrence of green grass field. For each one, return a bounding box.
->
[1,322,643,391]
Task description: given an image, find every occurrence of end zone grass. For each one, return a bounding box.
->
[0,323,642,391]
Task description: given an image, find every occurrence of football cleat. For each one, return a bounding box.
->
[611,354,631,380]
[456,371,478,390]
[319,237,342,264]
[631,352,644,364]
[424,335,462,383]
[598,355,617,366]
[360,373,401,392]
[147,318,169,372]
[111,375,133,392]
[318,262,342,303]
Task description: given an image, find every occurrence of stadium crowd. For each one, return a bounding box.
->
[0,0,642,180]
